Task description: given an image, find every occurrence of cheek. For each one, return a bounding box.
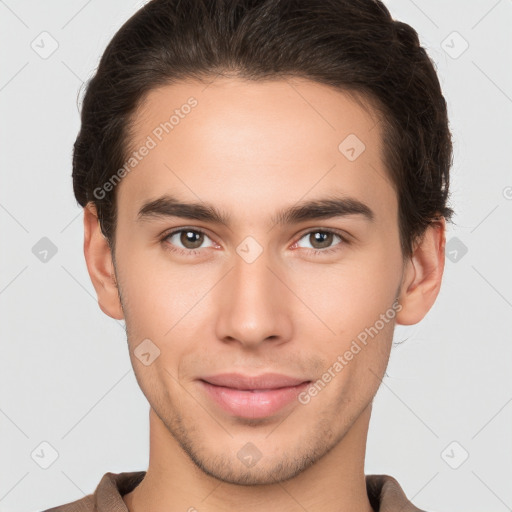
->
[116,228,401,349]
[115,246,217,344]
[292,248,401,342]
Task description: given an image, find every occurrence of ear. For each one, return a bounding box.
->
[83,202,124,320]
[395,217,446,326]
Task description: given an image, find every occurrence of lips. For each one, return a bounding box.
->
[198,372,311,419]
[201,372,309,390]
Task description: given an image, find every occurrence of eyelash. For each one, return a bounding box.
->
[159,227,350,258]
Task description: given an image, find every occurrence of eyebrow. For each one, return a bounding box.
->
[136,194,375,226]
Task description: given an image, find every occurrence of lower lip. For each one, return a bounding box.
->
[199,380,310,419]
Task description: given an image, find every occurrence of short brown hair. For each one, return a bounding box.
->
[72,0,454,259]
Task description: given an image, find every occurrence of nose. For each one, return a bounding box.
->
[214,245,293,349]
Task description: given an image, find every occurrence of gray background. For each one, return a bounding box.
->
[1,0,511,511]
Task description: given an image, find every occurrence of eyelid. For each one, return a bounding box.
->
[294,226,349,240]
[292,227,349,249]
[160,226,351,258]
[161,226,218,247]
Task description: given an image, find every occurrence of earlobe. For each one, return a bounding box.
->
[395,217,446,326]
[83,202,124,320]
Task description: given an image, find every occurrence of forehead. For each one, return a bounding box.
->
[117,77,397,228]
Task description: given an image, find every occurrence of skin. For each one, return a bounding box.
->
[83,77,446,512]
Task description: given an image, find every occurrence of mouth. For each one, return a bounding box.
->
[198,373,311,419]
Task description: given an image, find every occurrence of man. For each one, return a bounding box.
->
[45,0,453,510]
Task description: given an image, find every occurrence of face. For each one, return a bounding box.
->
[88,77,435,485]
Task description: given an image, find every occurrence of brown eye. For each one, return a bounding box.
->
[178,230,204,249]
[163,228,215,253]
[294,229,347,255]
[309,231,335,249]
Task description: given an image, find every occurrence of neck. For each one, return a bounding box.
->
[123,404,375,512]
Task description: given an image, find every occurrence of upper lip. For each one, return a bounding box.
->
[200,373,310,390]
